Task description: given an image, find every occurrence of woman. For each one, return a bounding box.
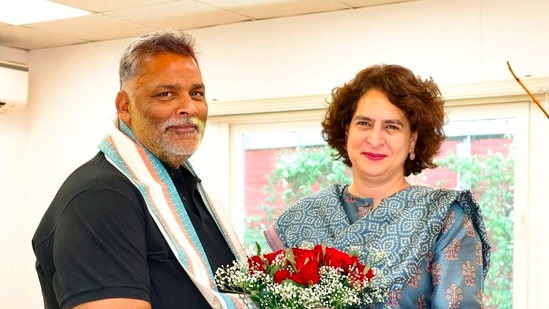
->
[265,64,491,308]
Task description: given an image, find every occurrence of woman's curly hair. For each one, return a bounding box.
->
[321,64,447,176]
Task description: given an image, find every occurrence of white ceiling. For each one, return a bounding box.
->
[0,0,418,50]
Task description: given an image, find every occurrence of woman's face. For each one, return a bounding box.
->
[346,89,417,184]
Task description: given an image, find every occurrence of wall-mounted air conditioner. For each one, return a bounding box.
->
[0,60,29,113]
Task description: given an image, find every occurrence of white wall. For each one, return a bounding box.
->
[0,45,30,308]
[1,0,548,307]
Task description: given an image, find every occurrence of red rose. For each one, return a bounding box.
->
[324,247,353,272]
[247,255,266,274]
[263,249,285,264]
[313,244,326,264]
[365,267,375,281]
[273,269,292,284]
[290,260,321,285]
[291,248,318,269]
[350,255,360,266]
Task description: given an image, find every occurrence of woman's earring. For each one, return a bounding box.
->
[409,140,416,160]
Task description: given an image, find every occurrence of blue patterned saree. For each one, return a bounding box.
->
[265,184,491,308]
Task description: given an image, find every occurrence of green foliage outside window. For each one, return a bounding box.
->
[244,145,348,247]
[244,143,513,308]
[435,150,514,309]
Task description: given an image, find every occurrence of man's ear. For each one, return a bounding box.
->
[115,90,131,124]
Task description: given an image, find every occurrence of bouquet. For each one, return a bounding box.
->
[215,243,388,309]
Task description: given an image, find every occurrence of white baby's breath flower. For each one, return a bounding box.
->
[346,245,363,258]
[299,241,315,250]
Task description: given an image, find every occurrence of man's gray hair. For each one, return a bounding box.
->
[119,29,198,88]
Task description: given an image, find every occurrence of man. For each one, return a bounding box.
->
[32,29,245,309]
